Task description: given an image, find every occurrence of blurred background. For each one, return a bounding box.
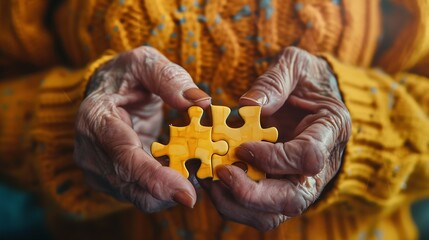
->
[0,184,51,240]
[0,181,428,240]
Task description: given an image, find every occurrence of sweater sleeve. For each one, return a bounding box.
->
[0,51,131,219]
[310,54,429,218]
[377,0,429,76]
[33,52,133,219]
[0,0,132,219]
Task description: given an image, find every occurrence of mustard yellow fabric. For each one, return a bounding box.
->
[1,0,429,239]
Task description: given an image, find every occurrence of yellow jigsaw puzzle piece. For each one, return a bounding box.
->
[151,106,228,179]
[211,105,278,180]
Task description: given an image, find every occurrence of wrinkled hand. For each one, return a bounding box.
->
[201,47,351,231]
[74,46,211,212]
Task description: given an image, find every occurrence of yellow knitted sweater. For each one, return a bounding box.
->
[1,0,429,239]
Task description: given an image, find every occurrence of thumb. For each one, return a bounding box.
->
[239,47,307,115]
[131,46,211,110]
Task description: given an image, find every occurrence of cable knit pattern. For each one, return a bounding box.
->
[296,1,342,54]
[174,0,203,82]
[54,0,372,105]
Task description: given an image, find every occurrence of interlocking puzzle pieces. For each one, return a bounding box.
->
[151,106,228,179]
[211,105,278,180]
[151,105,278,181]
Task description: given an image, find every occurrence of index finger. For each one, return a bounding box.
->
[97,114,197,207]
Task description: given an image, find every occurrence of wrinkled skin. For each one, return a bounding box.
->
[200,47,351,231]
[74,46,211,212]
[74,46,352,230]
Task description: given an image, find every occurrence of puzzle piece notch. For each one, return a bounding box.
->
[211,105,278,180]
[151,106,228,179]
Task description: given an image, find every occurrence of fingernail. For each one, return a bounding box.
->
[240,90,268,106]
[183,88,211,103]
[216,166,232,185]
[173,191,195,208]
[235,146,255,162]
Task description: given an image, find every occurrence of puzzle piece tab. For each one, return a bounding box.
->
[151,106,228,179]
[211,105,278,180]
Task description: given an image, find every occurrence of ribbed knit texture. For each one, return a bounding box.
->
[0,73,45,190]
[30,52,128,219]
[1,0,429,239]
[322,54,429,208]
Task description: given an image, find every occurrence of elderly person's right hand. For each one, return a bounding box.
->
[199,47,351,231]
[74,46,210,212]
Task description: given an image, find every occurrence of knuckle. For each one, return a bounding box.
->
[300,137,325,175]
[282,200,302,217]
[158,63,186,85]
[79,98,114,139]
[322,103,352,141]
[269,143,287,172]
[319,108,338,128]
[76,98,97,132]
[282,187,311,217]
[336,107,352,141]
[236,185,256,207]
[150,62,194,99]
[147,173,164,196]
[159,63,191,85]
[257,71,285,96]
[319,106,352,153]
[305,159,324,175]
[113,148,137,182]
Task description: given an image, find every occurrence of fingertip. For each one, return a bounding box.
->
[173,190,196,208]
[144,165,197,208]
[239,90,282,116]
[216,165,233,186]
[183,88,212,108]
[239,90,267,106]
[216,164,252,189]
[235,146,255,163]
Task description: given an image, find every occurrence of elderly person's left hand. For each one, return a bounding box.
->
[200,47,351,231]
